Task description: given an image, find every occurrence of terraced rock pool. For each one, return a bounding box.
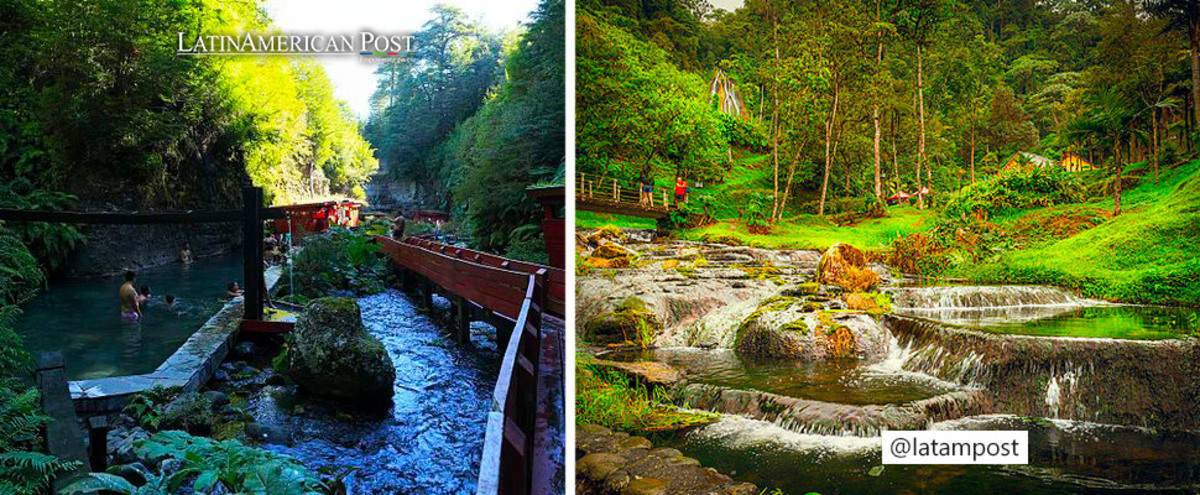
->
[657,415,1200,495]
[601,347,956,405]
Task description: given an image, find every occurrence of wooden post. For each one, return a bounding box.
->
[455,296,471,344]
[87,416,109,472]
[422,278,434,311]
[34,352,87,490]
[612,178,617,201]
[243,186,264,321]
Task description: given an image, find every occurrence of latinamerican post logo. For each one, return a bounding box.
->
[177,32,414,56]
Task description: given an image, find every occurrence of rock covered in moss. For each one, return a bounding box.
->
[817,242,880,291]
[592,242,636,259]
[288,298,395,409]
[733,297,810,358]
[584,297,661,345]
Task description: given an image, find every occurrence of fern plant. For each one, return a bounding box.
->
[0,306,82,495]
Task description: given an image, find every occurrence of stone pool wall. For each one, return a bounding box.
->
[883,314,1200,430]
[69,267,281,413]
[64,222,242,278]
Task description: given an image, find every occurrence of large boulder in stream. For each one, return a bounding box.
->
[816,242,879,291]
[584,297,661,346]
[288,298,395,408]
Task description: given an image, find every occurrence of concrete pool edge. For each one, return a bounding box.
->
[69,266,282,413]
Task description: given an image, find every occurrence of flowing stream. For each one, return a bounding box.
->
[247,290,500,494]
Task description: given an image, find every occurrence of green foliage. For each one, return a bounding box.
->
[0,0,375,208]
[504,229,551,265]
[942,167,1085,220]
[283,229,390,300]
[0,179,84,271]
[122,386,182,432]
[576,12,727,184]
[575,353,715,432]
[68,431,327,495]
[0,234,43,306]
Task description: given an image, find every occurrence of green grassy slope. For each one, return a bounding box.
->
[960,159,1200,306]
[680,207,935,251]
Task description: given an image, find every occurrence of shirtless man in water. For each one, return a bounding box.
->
[120,270,142,321]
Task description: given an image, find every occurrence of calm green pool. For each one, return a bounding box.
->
[16,253,245,380]
[963,305,1196,340]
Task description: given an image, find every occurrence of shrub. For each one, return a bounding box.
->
[942,167,1084,220]
[888,232,951,276]
[283,228,390,301]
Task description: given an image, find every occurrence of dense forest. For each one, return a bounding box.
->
[365,0,566,258]
[578,0,1198,219]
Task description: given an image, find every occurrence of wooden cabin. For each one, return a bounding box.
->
[1060,152,1095,172]
[1001,152,1055,173]
[1000,151,1094,174]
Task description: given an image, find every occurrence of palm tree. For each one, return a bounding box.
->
[1143,0,1200,125]
[1066,88,1138,216]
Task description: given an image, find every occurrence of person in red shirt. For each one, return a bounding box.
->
[674,176,688,205]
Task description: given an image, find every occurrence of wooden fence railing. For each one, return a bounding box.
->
[400,237,565,318]
[376,236,545,495]
[475,274,542,495]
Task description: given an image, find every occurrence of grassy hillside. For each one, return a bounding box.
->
[959,159,1200,306]
[680,207,935,251]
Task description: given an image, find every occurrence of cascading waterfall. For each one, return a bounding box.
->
[677,383,990,438]
[885,285,1089,309]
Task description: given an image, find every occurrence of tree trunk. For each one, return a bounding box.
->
[1113,140,1123,217]
[1153,106,1160,186]
[872,0,884,200]
[1192,22,1200,127]
[779,140,806,217]
[916,45,927,209]
[819,82,840,216]
[771,21,781,223]
[891,110,899,191]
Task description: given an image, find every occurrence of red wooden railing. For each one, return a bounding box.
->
[401,237,565,318]
[376,237,545,494]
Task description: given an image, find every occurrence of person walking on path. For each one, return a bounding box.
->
[674,176,688,206]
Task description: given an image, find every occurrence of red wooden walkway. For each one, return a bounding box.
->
[377,236,563,495]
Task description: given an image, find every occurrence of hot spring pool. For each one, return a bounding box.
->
[16,253,245,380]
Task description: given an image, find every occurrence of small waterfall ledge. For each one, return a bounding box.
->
[677,383,991,437]
[881,314,1200,431]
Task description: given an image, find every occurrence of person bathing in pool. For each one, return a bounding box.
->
[120,270,142,321]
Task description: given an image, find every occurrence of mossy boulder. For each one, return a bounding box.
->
[817,242,880,291]
[733,297,808,358]
[584,256,631,269]
[584,298,661,345]
[592,242,635,259]
[288,298,395,409]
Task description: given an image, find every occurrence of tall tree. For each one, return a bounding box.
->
[1144,0,1200,124]
[894,0,948,209]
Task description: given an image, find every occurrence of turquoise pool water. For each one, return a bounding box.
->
[16,253,245,380]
